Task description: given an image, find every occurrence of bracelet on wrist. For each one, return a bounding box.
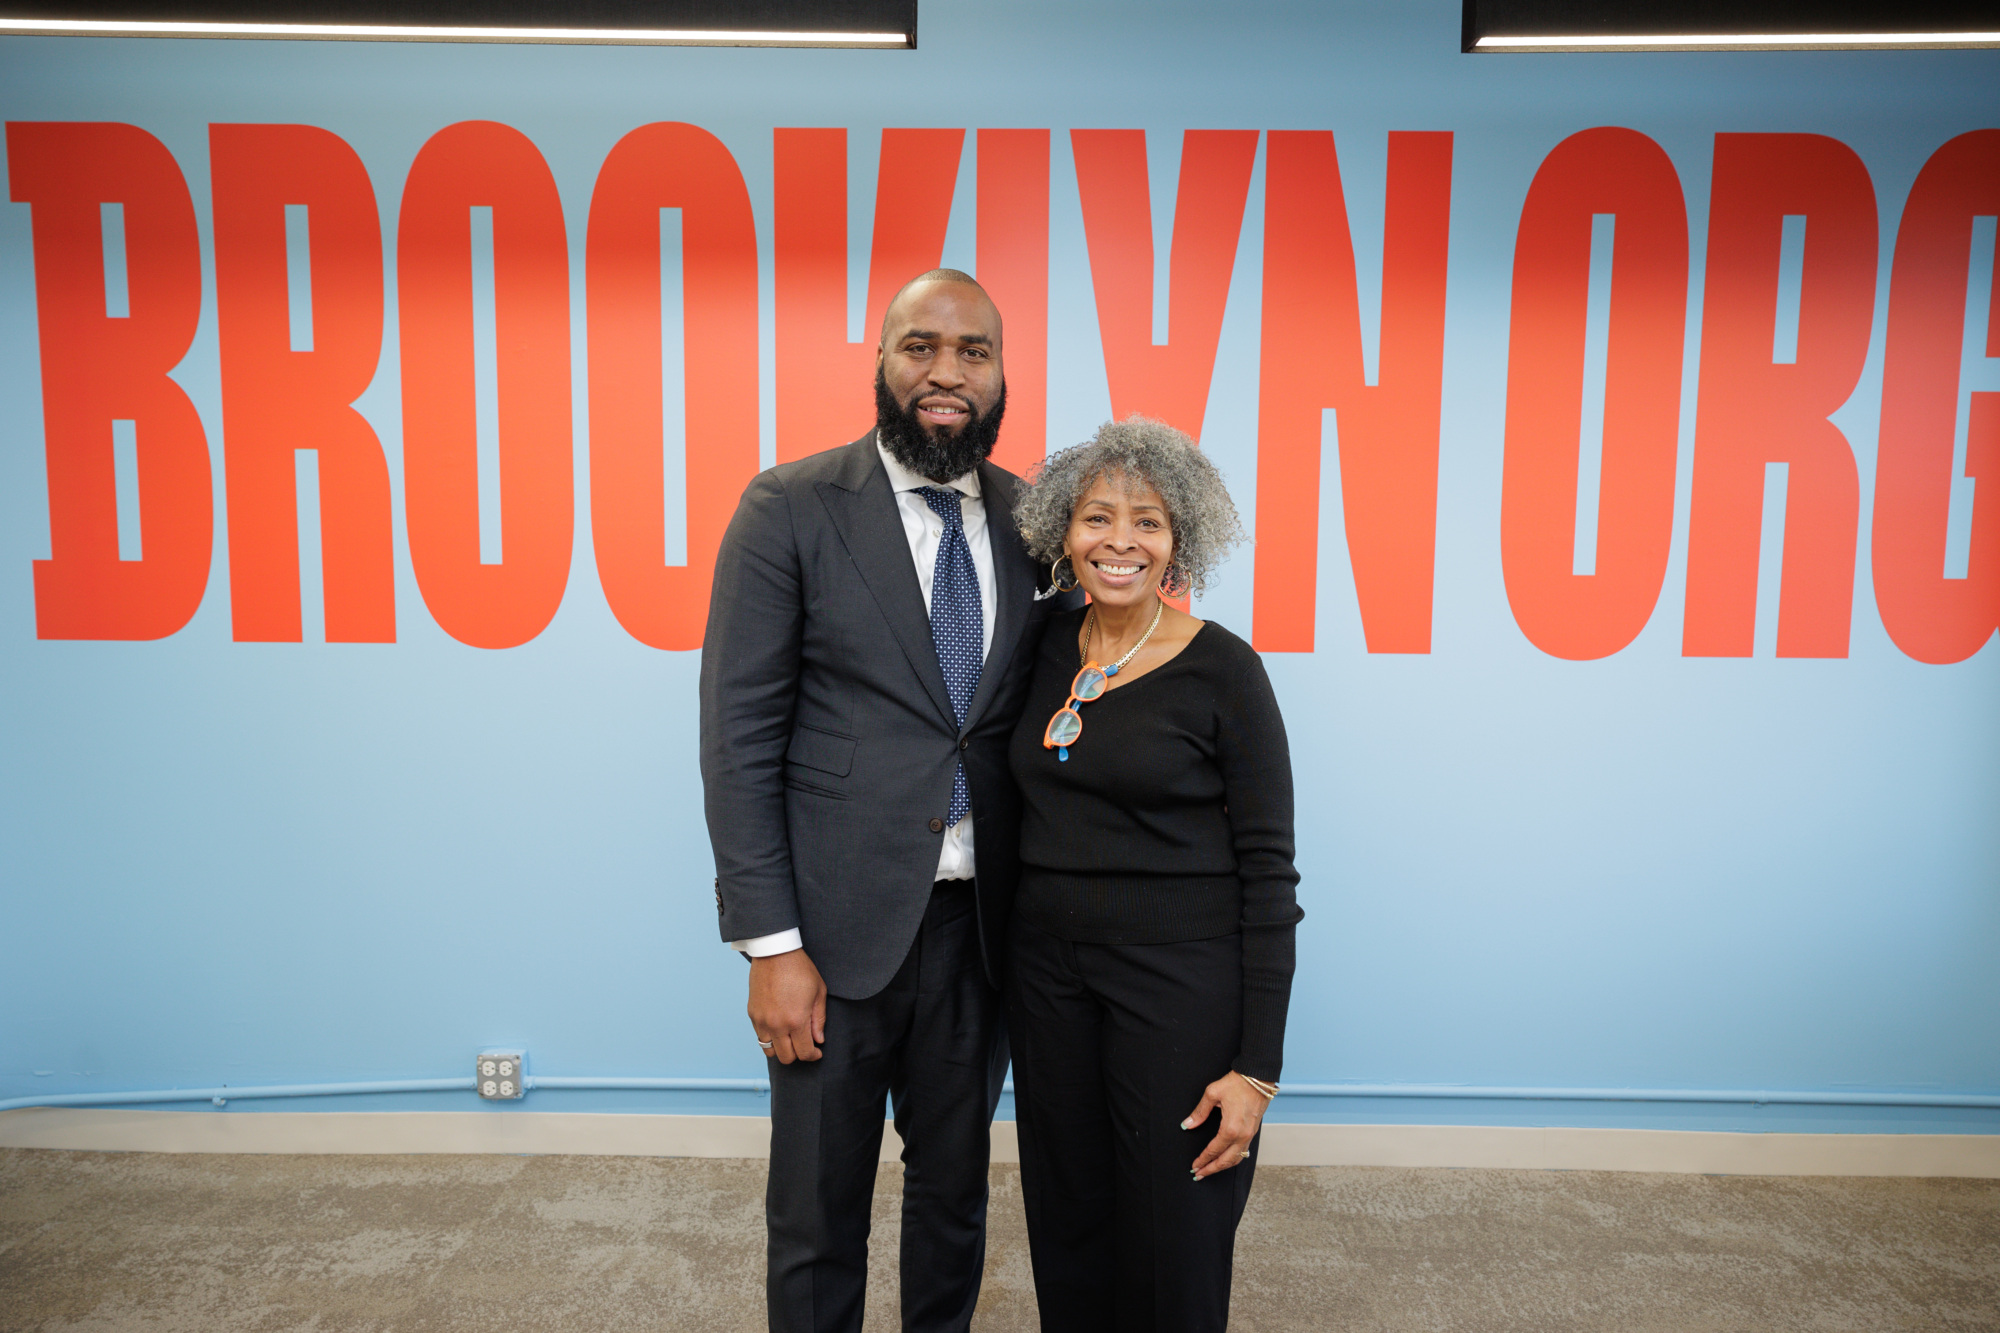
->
[1235,1070,1279,1101]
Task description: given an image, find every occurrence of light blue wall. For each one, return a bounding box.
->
[2,0,1996,1132]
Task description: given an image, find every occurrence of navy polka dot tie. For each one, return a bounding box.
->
[918,486,983,828]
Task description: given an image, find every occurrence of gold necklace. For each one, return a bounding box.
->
[1080,598,1165,677]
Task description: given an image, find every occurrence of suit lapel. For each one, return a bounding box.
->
[815,434,957,729]
[961,461,1034,734]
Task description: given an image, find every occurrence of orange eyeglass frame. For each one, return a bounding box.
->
[1042,663,1110,761]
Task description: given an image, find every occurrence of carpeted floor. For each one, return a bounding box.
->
[1,1149,1996,1331]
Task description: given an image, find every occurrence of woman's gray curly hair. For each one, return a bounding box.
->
[1015,416,1245,595]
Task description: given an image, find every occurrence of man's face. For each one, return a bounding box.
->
[874,281,1007,482]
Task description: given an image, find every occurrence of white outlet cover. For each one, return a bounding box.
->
[476,1050,526,1100]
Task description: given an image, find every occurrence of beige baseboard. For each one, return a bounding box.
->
[1247,1122,2000,1176]
[0,1108,782,1159]
[2,1108,1995,1178]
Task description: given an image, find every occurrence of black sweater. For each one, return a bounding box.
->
[1007,608,1302,1081]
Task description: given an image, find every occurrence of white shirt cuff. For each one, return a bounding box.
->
[730,928,804,957]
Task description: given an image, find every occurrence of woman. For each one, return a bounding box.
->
[1006,416,1301,1332]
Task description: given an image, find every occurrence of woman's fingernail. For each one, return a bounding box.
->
[1190,1170,1201,1180]
[1180,1118,1194,1130]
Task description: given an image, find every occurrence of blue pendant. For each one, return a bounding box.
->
[1057,747,1069,762]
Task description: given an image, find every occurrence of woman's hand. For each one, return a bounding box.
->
[1182,1072,1270,1179]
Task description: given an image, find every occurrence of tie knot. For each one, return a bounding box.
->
[917,486,966,529]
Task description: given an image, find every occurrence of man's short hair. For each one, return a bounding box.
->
[905,267,980,291]
[878,269,996,347]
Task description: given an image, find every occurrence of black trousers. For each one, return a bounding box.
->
[1008,916,1257,1333]
[766,880,1008,1333]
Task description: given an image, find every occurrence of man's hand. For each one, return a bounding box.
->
[749,949,828,1063]
[1183,1072,1270,1179]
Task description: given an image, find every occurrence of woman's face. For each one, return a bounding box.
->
[1064,472,1174,610]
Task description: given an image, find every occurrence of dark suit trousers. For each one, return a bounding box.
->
[766,880,1008,1333]
[1008,917,1258,1333]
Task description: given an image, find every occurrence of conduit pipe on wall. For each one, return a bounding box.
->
[4,1079,2000,1115]
[0,1078,479,1112]
[0,1076,766,1114]
[1275,1084,2000,1109]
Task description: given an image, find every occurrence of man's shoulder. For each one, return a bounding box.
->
[726,435,876,530]
[767,433,878,491]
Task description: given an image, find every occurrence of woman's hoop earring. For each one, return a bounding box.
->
[1051,553,1081,593]
[1158,563,1190,600]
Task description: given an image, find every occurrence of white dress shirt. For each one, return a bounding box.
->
[731,441,999,958]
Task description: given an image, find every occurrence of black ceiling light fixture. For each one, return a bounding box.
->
[1464,0,2000,51]
[0,0,916,45]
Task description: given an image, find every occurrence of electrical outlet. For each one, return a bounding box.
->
[477,1050,526,1100]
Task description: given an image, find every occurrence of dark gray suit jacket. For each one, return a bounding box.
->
[699,432,1063,1000]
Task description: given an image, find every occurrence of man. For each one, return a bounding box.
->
[700,269,1063,1333]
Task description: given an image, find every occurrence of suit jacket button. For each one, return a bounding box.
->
[959,738,970,751]
[929,817,945,833]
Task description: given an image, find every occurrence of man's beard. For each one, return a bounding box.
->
[874,370,1007,483]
